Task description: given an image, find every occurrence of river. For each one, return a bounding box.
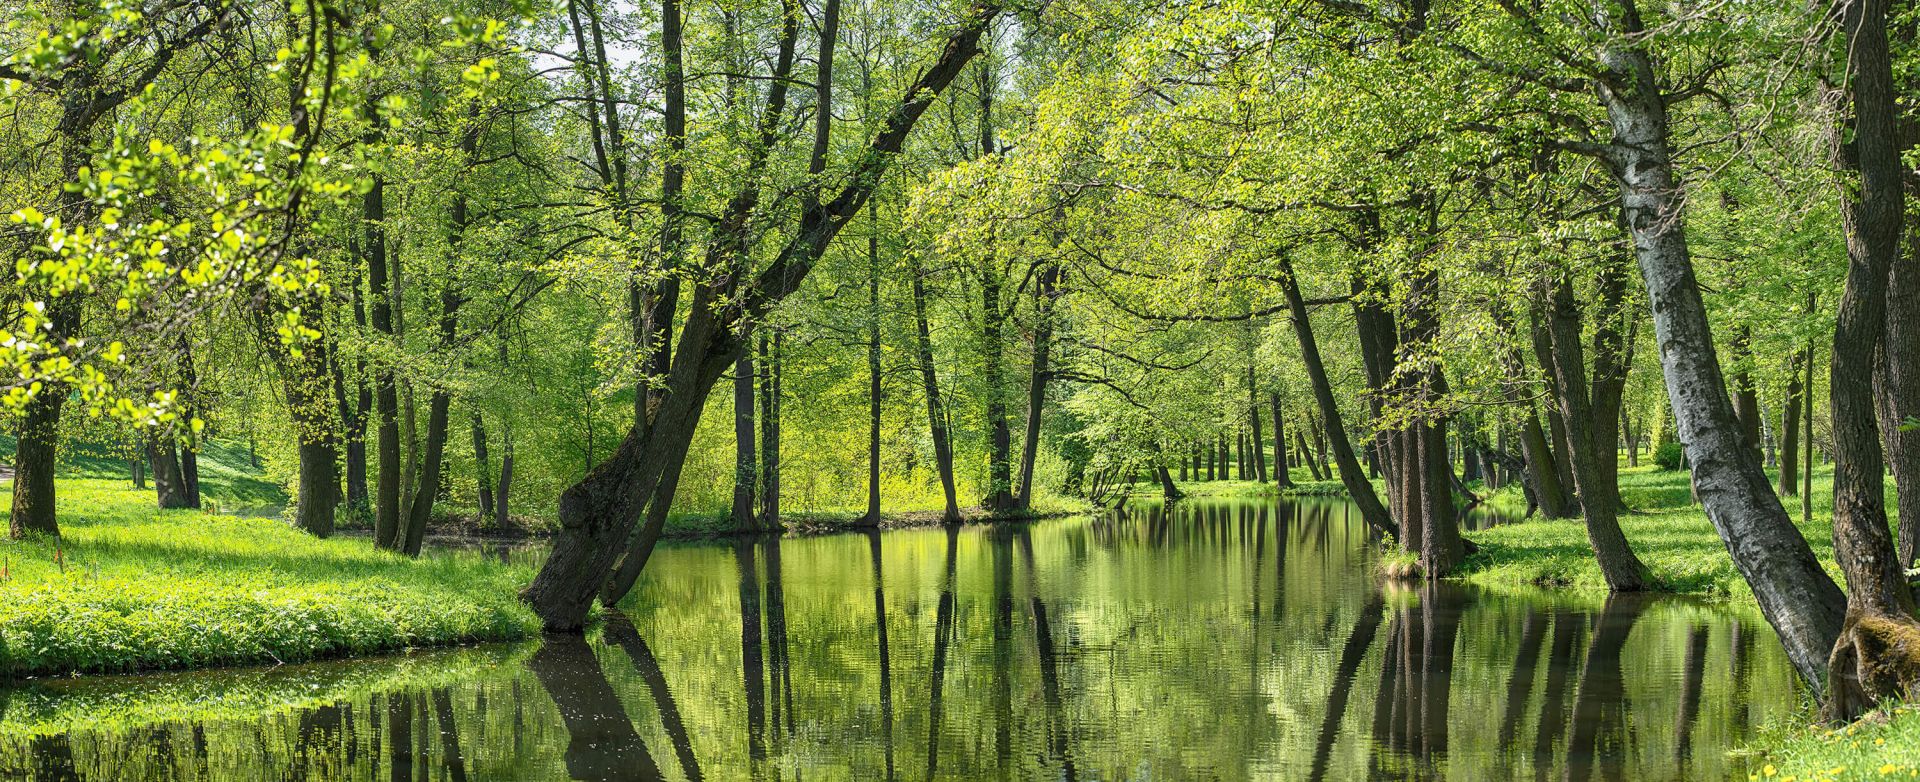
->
[0,496,1798,780]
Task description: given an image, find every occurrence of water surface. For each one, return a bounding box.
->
[0,497,1799,780]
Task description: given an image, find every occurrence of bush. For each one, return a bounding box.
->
[1654,440,1685,471]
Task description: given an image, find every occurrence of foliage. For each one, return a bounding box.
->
[1655,441,1687,472]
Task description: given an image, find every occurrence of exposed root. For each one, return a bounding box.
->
[1823,608,1920,723]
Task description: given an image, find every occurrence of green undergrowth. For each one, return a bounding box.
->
[0,480,538,677]
[1458,465,1844,597]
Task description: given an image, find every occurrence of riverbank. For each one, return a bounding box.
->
[0,480,537,677]
[1453,464,1920,779]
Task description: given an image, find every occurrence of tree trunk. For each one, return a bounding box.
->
[981,266,1014,513]
[1276,252,1397,537]
[495,418,513,528]
[1589,30,1845,689]
[865,205,884,523]
[1156,462,1183,501]
[1270,392,1293,489]
[1890,211,1920,569]
[369,173,402,549]
[910,255,961,523]
[1782,347,1804,498]
[149,439,190,510]
[758,332,783,528]
[1296,427,1324,481]
[403,385,452,556]
[1826,0,1919,649]
[732,351,758,530]
[473,413,495,520]
[1546,274,1648,591]
[1732,327,1764,461]
[1014,264,1059,511]
[1248,366,1269,483]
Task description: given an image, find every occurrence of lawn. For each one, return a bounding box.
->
[0,479,538,677]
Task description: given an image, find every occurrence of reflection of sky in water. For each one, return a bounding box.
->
[0,496,1799,781]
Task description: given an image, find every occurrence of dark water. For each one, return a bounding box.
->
[0,497,1799,780]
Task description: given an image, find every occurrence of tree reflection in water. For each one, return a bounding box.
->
[0,496,1795,781]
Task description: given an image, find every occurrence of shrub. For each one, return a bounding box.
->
[1654,440,1685,471]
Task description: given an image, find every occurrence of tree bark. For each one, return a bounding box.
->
[472,413,494,520]
[1546,274,1648,591]
[758,332,783,528]
[1587,26,1846,689]
[1782,347,1805,498]
[1270,392,1293,489]
[1276,252,1398,537]
[1013,263,1059,511]
[1248,366,1269,483]
[910,254,961,523]
[368,170,403,550]
[865,203,884,523]
[732,351,758,530]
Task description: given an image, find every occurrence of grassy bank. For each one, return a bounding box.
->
[1453,463,1920,779]
[1459,466,1842,596]
[0,479,537,677]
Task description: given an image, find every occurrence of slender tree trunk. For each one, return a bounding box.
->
[495,417,513,528]
[865,204,884,523]
[1248,366,1269,483]
[1732,327,1764,461]
[1276,252,1398,537]
[1782,348,1805,498]
[758,332,783,528]
[910,255,960,523]
[1296,427,1324,481]
[1589,29,1845,689]
[1546,274,1648,591]
[1014,264,1059,511]
[732,351,758,530]
[1890,215,1920,567]
[1271,392,1293,489]
[473,413,495,520]
[368,172,402,550]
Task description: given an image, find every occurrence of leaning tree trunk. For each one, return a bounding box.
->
[910,255,962,523]
[522,6,1000,631]
[1589,28,1845,690]
[1276,252,1398,538]
[1546,274,1647,591]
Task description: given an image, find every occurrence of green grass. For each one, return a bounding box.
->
[0,479,537,677]
[1,436,288,511]
[1747,704,1920,781]
[1458,465,1843,596]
